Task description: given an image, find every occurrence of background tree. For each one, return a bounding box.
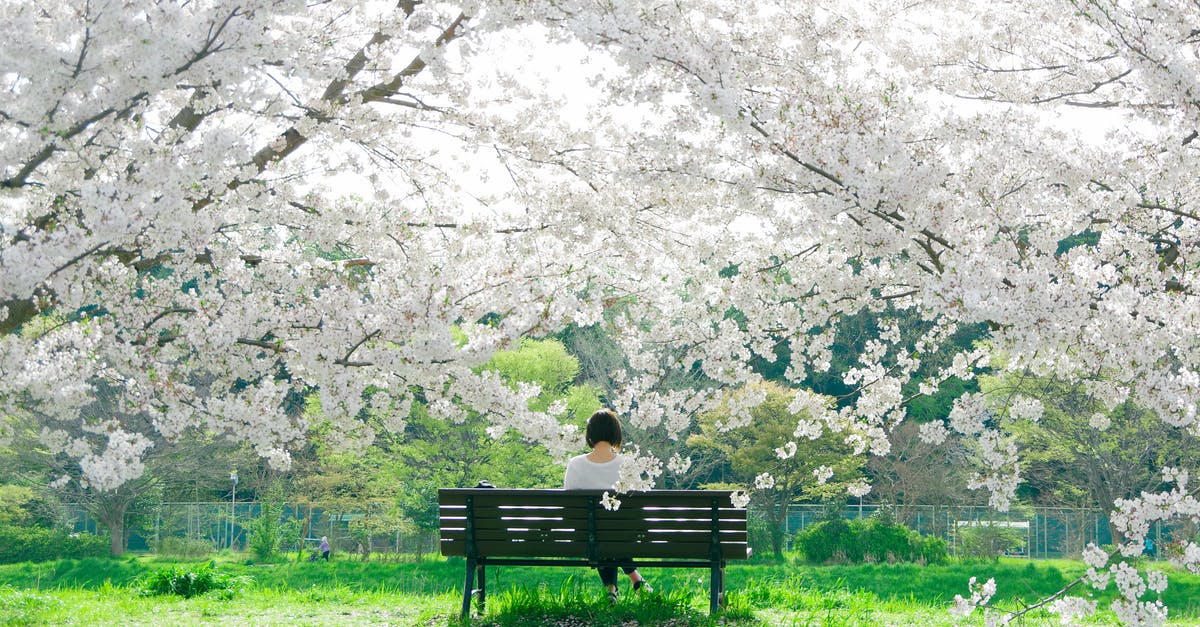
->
[984,373,1200,541]
[867,420,975,508]
[689,382,865,557]
[3,380,247,555]
[296,337,600,555]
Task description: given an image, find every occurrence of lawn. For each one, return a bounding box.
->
[1,555,1197,625]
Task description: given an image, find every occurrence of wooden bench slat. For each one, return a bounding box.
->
[440,528,746,544]
[440,518,748,533]
[445,539,588,558]
[595,541,748,560]
[589,518,747,532]
[447,506,745,520]
[440,505,746,519]
[439,492,576,507]
[441,499,744,514]
[596,530,748,544]
[440,539,748,560]
[442,529,588,542]
[471,519,578,532]
[438,489,739,509]
[439,516,739,530]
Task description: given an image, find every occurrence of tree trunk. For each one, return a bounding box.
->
[100,507,127,556]
[770,498,786,558]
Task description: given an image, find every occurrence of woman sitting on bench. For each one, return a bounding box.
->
[563,408,653,604]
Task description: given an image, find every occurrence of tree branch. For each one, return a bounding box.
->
[1,6,472,335]
[335,329,381,367]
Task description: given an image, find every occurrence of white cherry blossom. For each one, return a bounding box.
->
[1,1,1199,622]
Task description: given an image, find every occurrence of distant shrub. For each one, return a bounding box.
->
[0,525,108,564]
[795,518,854,564]
[139,561,251,599]
[956,525,1026,560]
[149,537,214,559]
[795,517,947,565]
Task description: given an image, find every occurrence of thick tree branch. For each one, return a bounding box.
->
[1137,201,1200,222]
[2,106,117,188]
[236,337,291,353]
[250,10,465,174]
[746,116,956,274]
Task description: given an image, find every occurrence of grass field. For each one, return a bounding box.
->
[1,554,1198,625]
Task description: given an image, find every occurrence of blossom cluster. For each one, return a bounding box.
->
[951,577,997,619]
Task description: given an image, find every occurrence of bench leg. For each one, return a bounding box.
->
[718,565,726,607]
[477,563,487,614]
[709,563,720,615]
[460,558,477,619]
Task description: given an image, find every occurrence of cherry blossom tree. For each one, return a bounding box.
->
[2,1,1198,622]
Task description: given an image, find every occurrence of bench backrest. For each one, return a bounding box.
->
[439,489,748,561]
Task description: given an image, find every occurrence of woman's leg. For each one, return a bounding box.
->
[597,566,618,588]
[624,567,651,591]
[597,566,619,603]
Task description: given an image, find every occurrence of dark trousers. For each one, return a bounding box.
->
[597,563,637,587]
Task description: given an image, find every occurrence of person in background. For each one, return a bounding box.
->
[563,408,652,604]
[319,536,330,561]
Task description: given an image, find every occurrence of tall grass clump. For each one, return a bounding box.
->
[138,561,251,599]
[247,500,283,561]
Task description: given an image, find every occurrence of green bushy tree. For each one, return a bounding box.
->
[247,486,286,561]
[689,381,866,557]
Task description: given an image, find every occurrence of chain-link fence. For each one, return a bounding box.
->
[63,501,438,559]
[66,500,1184,560]
[777,504,1184,559]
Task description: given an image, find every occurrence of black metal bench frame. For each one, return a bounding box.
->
[439,488,749,618]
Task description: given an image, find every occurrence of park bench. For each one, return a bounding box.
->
[439,488,749,618]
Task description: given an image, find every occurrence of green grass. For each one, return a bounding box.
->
[476,580,741,626]
[1,555,1198,625]
[0,585,452,626]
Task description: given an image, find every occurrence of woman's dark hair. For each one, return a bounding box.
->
[585,409,623,449]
